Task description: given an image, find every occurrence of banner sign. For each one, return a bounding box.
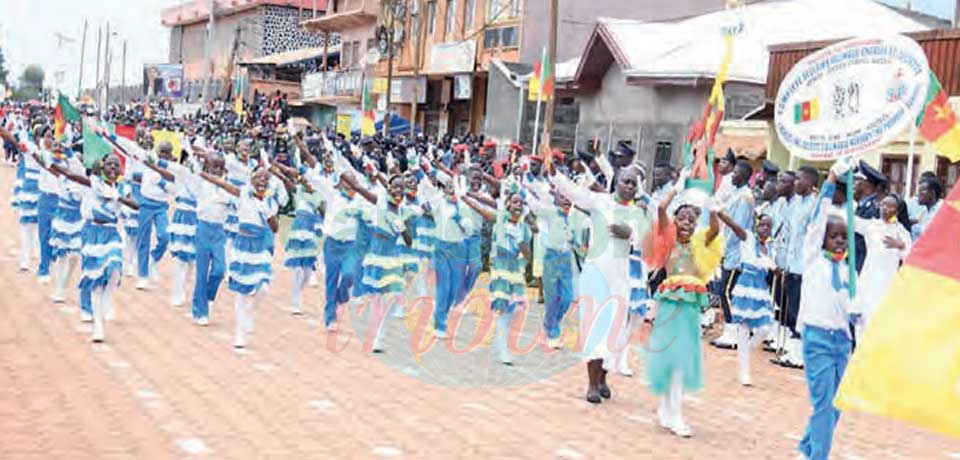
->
[143,64,185,99]
[336,114,352,137]
[775,35,930,161]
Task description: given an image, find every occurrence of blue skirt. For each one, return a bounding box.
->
[79,222,124,290]
[489,254,526,314]
[169,208,198,263]
[17,177,40,225]
[350,219,373,296]
[730,264,773,330]
[628,255,650,316]
[50,201,84,260]
[358,228,406,296]
[228,223,273,295]
[284,210,321,269]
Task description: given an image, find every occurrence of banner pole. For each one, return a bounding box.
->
[905,121,917,199]
[846,168,857,300]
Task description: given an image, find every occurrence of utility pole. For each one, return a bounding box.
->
[382,0,398,136]
[121,40,127,104]
[410,0,425,136]
[201,0,216,104]
[77,19,88,100]
[954,0,959,27]
[94,26,102,108]
[540,0,558,150]
[104,22,111,109]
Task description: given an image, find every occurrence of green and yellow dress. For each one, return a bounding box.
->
[646,227,723,395]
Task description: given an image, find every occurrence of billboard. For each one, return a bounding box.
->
[143,64,185,99]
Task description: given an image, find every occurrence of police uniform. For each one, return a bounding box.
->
[853,161,886,273]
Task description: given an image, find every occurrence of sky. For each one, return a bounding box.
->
[0,0,955,97]
[0,0,184,96]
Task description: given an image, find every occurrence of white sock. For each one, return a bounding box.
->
[171,260,190,306]
[291,268,305,310]
[19,224,37,266]
[737,325,752,384]
[103,272,119,320]
[668,370,685,427]
[495,312,514,364]
[91,287,106,341]
[52,258,67,299]
[234,295,248,347]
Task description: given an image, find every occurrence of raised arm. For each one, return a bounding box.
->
[716,210,748,241]
[50,163,91,187]
[200,172,241,197]
[461,194,497,222]
[341,172,378,205]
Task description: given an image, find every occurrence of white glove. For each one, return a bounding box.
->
[707,196,723,213]
[830,156,857,177]
[673,168,690,193]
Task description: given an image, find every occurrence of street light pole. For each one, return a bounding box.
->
[77,19,88,100]
[410,0,425,136]
[201,0,216,104]
[382,0,398,137]
[540,0,558,151]
[121,40,127,104]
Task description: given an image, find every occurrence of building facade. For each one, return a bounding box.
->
[162,0,330,101]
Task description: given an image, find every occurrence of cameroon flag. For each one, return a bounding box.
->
[835,180,960,439]
[53,93,81,140]
[916,71,960,162]
[360,77,375,136]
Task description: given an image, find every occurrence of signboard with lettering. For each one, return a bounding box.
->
[775,35,930,161]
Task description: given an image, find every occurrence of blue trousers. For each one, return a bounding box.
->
[136,199,169,278]
[542,249,574,339]
[192,221,226,320]
[433,240,467,334]
[37,192,59,276]
[323,238,359,326]
[799,326,851,460]
[459,234,482,305]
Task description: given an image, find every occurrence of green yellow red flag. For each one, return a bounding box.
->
[916,71,960,162]
[835,180,960,439]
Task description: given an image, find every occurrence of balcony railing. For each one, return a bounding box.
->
[301,69,364,101]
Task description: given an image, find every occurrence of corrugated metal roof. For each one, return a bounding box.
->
[766,29,960,98]
[579,0,931,85]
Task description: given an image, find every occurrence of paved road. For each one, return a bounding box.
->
[0,166,957,459]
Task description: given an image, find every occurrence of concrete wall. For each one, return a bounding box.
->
[519,0,734,64]
[573,64,764,168]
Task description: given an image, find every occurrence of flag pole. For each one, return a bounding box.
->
[906,121,917,199]
[846,168,857,300]
[532,80,543,153]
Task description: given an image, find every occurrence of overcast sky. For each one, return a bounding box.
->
[0,0,954,95]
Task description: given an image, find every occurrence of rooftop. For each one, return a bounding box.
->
[161,0,327,27]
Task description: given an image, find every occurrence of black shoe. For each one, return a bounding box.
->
[598,383,611,399]
[585,389,602,404]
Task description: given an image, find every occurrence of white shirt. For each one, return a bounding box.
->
[191,177,233,225]
[235,185,279,227]
[851,218,911,321]
[305,172,363,242]
[36,148,61,194]
[419,178,467,243]
[140,165,172,203]
[797,185,851,334]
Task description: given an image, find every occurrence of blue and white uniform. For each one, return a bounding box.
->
[283,182,324,269]
[227,186,279,295]
[135,160,173,279]
[729,233,775,330]
[191,176,233,322]
[49,153,85,261]
[168,161,200,263]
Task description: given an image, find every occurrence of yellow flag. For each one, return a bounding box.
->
[336,114,352,138]
[151,130,182,161]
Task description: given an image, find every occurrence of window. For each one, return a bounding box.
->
[464,0,474,31]
[482,26,519,48]
[655,142,673,165]
[487,0,520,22]
[352,41,361,68]
[427,1,436,36]
[937,155,960,192]
[342,41,353,68]
[881,155,920,197]
[446,0,457,37]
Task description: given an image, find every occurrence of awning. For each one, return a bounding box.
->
[239,46,337,67]
[302,8,377,33]
[714,134,767,161]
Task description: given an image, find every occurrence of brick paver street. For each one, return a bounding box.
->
[1,167,958,459]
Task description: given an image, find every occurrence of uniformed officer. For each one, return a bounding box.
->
[853,161,888,273]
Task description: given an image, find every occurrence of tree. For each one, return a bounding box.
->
[0,48,9,89]
[14,65,44,101]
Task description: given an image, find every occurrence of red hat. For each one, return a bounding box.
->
[528,154,543,162]
[482,140,496,148]
[453,144,468,153]
[510,143,523,152]
[552,148,564,161]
